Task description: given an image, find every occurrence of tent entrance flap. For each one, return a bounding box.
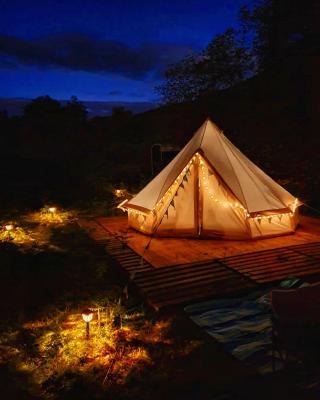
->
[199,155,250,239]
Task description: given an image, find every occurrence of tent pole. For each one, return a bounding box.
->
[199,161,204,236]
[194,155,200,236]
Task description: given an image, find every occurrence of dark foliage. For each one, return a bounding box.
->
[156,29,252,103]
[240,0,320,71]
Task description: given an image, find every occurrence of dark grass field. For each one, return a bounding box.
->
[0,210,318,400]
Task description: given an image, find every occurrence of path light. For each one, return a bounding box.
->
[48,207,56,214]
[115,189,124,198]
[82,309,94,340]
[4,224,14,240]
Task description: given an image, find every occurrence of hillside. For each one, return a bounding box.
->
[0,98,156,118]
[0,62,319,214]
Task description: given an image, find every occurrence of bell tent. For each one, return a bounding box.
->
[122,119,300,239]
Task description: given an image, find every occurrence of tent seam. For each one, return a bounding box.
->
[228,139,290,209]
[215,131,249,210]
[223,135,288,211]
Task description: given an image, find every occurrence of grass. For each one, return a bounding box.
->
[0,206,316,400]
[0,207,244,400]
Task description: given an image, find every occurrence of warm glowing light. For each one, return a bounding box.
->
[115,189,126,198]
[48,207,56,214]
[117,199,129,212]
[82,309,94,323]
[292,198,298,212]
[5,224,13,231]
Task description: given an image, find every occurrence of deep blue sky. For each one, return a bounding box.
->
[0,0,250,102]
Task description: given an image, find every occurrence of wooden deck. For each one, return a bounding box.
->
[79,216,320,310]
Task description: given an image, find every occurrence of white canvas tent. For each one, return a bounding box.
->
[122,119,300,239]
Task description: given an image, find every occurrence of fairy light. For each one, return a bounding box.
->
[126,153,198,227]
[126,151,299,227]
[198,153,298,223]
[199,153,249,217]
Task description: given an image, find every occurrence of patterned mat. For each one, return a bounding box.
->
[185,278,310,375]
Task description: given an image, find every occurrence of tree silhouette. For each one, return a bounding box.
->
[156,29,252,104]
[23,95,61,120]
[240,0,318,71]
[64,96,87,123]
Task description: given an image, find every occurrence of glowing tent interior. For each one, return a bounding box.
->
[121,119,301,239]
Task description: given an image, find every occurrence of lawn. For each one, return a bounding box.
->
[0,207,243,400]
[0,207,316,400]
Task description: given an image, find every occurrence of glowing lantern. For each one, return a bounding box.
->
[115,189,125,198]
[82,309,94,339]
[82,309,94,323]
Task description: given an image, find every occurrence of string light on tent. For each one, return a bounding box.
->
[198,153,299,223]
[151,156,195,212]
[252,210,295,224]
[199,154,249,216]
[125,150,299,227]
[124,153,197,223]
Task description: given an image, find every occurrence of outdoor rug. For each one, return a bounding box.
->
[184,278,315,376]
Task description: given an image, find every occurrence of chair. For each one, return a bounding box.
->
[271,282,320,372]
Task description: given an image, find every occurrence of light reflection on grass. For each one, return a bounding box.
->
[0,305,176,395]
[0,206,77,251]
[25,206,76,225]
[0,223,35,245]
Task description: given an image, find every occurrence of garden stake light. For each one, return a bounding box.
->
[48,207,56,218]
[82,309,94,340]
[5,224,14,240]
[115,189,125,198]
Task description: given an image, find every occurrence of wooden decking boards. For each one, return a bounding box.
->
[79,217,320,311]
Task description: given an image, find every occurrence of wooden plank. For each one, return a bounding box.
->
[223,242,320,264]
[140,270,237,294]
[224,249,301,265]
[257,264,320,283]
[227,254,310,274]
[134,262,227,285]
[113,254,141,262]
[136,270,230,289]
[248,261,320,281]
[148,280,255,308]
[79,217,320,310]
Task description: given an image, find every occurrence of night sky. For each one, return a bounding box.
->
[0,0,250,103]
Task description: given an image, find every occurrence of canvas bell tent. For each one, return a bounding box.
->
[121,119,300,239]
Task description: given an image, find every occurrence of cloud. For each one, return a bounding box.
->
[0,33,193,79]
[0,55,18,69]
[129,92,145,98]
[108,90,122,96]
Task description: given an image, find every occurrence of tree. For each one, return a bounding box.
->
[156,54,207,104]
[156,29,252,104]
[23,95,61,119]
[201,28,253,89]
[111,106,132,119]
[64,96,87,123]
[240,0,317,71]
